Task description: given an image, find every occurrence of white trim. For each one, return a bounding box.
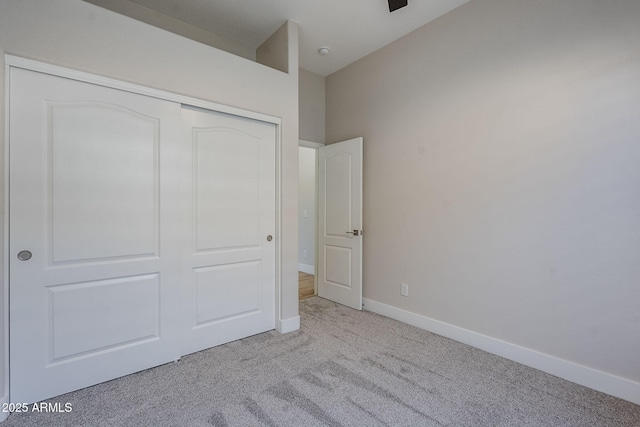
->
[363,298,640,405]
[276,316,300,334]
[299,139,324,149]
[3,58,11,418]
[298,263,315,275]
[0,393,8,422]
[5,55,281,127]
[314,149,319,296]
[274,119,283,337]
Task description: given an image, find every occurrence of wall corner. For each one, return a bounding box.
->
[256,20,299,77]
[286,20,299,81]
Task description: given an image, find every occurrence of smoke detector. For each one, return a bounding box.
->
[318,46,330,56]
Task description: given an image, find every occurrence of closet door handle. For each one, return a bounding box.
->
[17,250,33,261]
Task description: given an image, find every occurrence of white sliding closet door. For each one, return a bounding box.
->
[9,68,183,403]
[9,67,277,404]
[181,107,276,356]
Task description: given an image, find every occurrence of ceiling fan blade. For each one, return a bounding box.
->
[388,0,408,13]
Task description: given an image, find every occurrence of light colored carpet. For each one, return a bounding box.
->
[3,296,639,426]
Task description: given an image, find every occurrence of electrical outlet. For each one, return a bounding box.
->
[303,250,307,258]
[401,283,409,297]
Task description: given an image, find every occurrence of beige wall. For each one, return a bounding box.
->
[257,22,290,74]
[83,0,255,60]
[327,0,640,387]
[0,0,299,410]
[299,69,325,143]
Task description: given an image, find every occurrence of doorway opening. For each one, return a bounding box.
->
[298,141,322,300]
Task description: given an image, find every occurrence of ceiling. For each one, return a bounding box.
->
[123,0,471,76]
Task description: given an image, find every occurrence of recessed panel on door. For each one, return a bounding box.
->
[50,103,158,263]
[325,153,352,237]
[194,128,260,251]
[193,261,261,326]
[324,246,352,289]
[49,274,160,362]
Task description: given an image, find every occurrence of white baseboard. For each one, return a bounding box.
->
[276,315,300,334]
[363,298,640,405]
[298,263,315,275]
[0,393,8,422]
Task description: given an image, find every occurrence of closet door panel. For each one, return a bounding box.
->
[9,68,182,404]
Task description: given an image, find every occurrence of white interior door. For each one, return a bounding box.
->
[181,107,276,356]
[317,138,363,310]
[9,68,183,403]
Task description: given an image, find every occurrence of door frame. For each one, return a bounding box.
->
[298,139,324,296]
[3,55,284,405]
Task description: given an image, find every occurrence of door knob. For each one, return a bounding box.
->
[266,235,273,242]
[346,230,360,237]
[17,250,32,261]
